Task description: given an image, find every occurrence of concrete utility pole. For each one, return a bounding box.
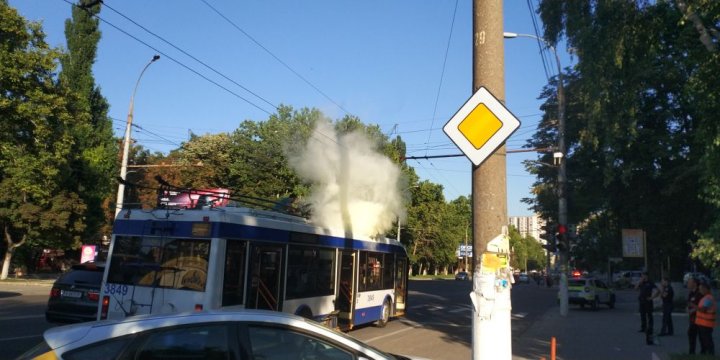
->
[472,0,511,359]
[555,43,569,318]
[503,31,568,316]
[115,55,160,218]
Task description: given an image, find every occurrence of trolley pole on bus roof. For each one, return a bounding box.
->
[471,0,511,359]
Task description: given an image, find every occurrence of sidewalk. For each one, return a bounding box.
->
[513,290,719,360]
[0,273,59,286]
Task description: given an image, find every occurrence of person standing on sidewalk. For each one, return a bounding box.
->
[659,277,674,336]
[694,282,715,355]
[636,272,659,337]
[687,276,702,354]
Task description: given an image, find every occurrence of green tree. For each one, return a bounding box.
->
[406,181,447,274]
[228,106,321,200]
[530,0,719,277]
[509,226,545,272]
[0,2,86,279]
[59,0,117,242]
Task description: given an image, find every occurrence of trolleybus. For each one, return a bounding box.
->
[99,197,408,330]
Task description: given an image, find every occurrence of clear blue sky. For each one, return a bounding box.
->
[11,0,570,216]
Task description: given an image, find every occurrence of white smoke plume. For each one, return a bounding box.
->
[287,120,406,238]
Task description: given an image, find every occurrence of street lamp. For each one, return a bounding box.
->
[115,55,160,218]
[504,32,569,316]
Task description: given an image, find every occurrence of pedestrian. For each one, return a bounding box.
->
[694,281,715,355]
[686,276,702,354]
[658,277,674,336]
[636,272,659,343]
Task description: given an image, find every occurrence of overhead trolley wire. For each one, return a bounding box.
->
[98,1,278,111]
[199,0,352,117]
[424,0,459,157]
[527,0,553,81]
[63,0,275,115]
[111,116,185,149]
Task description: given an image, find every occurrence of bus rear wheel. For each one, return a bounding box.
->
[375,299,391,328]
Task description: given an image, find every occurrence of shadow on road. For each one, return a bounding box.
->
[0,291,22,299]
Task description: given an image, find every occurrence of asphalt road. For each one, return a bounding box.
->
[350,278,558,359]
[0,282,57,360]
[0,278,557,360]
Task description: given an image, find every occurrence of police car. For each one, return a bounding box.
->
[566,277,615,310]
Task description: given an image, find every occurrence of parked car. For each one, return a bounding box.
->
[20,310,424,360]
[614,270,644,288]
[683,272,711,287]
[45,262,104,323]
[566,277,615,310]
[518,273,530,283]
[455,271,469,281]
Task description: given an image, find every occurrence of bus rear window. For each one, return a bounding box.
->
[107,236,210,291]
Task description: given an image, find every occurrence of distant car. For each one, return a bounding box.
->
[518,273,530,283]
[683,272,711,287]
[455,271,469,281]
[613,270,644,288]
[566,277,615,310]
[20,310,423,360]
[45,262,104,323]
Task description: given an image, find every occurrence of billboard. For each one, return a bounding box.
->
[158,189,230,209]
[622,229,645,258]
[80,245,96,264]
[456,244,473,258]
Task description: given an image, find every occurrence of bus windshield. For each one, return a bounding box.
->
[107,236,211,291]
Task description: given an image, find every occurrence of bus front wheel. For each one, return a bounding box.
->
[375,299,391,328]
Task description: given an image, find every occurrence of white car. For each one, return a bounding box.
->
[18,310,423,360]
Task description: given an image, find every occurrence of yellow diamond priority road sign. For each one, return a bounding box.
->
[443,87,520,166]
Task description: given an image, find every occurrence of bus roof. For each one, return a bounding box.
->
[114,206,406,251]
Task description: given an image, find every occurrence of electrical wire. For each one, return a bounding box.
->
[100,1,278,111]
[526,0,553,81]
[425,0,459,157]
[62,0,275,115]
[111,116,184,148]
[199,0,352,117]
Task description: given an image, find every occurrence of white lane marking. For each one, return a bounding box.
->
[449,306,471,313]
[0,314,45,321]
[0,334,43,342]
[512,312,528,319]
[362,327,415,343]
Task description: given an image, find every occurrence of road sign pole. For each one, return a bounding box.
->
[471,1,511,359]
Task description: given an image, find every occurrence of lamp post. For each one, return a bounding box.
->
[504,32,568,316]
[115,55,160,218]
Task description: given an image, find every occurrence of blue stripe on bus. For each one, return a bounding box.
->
[113,220,405,253]
[352,305,383,326]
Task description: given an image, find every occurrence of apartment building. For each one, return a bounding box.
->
[508,214,546,241]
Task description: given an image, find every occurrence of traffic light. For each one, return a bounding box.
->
[556,224,569,252]
[540,224,557,252]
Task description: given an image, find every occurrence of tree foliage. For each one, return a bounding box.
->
[509,226,545,271]
[1,2,479,276]
[59,0,116,241]
[529,0,720,275]
[0,2,87,279]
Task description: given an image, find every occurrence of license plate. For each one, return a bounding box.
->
[61,290,82,298]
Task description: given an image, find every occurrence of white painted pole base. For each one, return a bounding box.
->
[471,269,512,360]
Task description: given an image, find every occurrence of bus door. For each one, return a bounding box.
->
[246,244,283,311]
[221,240,247,307]
[394,256,408,316]
[336,250,355,329]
